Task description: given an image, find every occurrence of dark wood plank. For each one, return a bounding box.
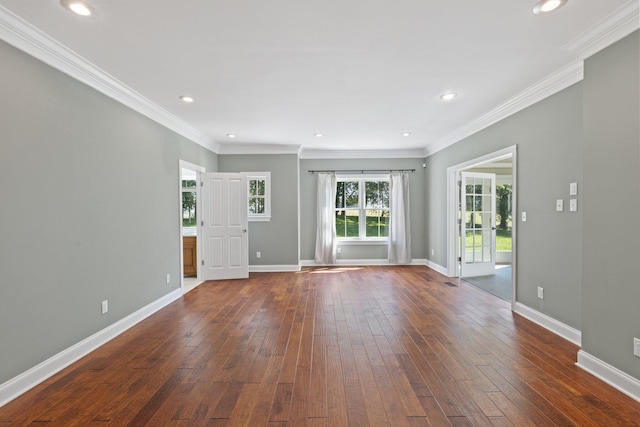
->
[0,267,639,426]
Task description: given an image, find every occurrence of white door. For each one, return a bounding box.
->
[460,172,496,277]
[201,173,249,280]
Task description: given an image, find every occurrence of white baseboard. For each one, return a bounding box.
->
[0,288,183,408]
[425,259,449,276]
[300,259,428,267]
[576,350,640,403]
[513,302,582,346]
[249,264,301,272]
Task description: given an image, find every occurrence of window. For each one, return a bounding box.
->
[335,176,389,239]
[181,179,197,236]
[247,172,271,222]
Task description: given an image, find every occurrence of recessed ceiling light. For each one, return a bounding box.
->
[60,1,93,16]
[440,92,458,101]
[533,0,567,14]
[227,134,236,138]
[314,133,323,137]
[179,95,194,103]
[402,132,412,137]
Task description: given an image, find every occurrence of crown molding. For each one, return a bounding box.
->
[0,6,220,154]
[424,0,639,158]
[424,61,583,157]
[564,0,640,59]
[299,148,426,159]
[217,143,302,155]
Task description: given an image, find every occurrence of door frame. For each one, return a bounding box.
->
[179,160,206,293]
[446,145,517,306]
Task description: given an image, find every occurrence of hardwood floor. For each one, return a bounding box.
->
[1,266,639,426]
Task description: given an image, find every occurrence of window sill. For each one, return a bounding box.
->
[249,216,271,222]
[336,239,388,246]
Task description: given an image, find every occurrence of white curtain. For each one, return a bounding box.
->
[388,171,412,264]
[315,172,337,264]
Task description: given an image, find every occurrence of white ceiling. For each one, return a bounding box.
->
[0,0,637,157]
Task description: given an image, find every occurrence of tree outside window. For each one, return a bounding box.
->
[247,173,271,221]
[335,177,389,239]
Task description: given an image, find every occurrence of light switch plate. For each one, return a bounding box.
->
[522,212,527,222]
[570,182,578,196]
[556,199,564,212]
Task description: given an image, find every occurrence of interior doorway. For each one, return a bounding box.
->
[179,160,205,293]
[447,146,517,305]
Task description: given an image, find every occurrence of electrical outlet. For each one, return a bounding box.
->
[431,249,435,256]
[256,251,261,258]
[537,287,544,299]
[522,212,527,222]
[101,300,108,314]
[337,247,342,254]
[570,199,578,212]
[166,274,171,284]
[634,338,640,358]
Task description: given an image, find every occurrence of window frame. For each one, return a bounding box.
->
[247,172,271,222]
[335,174,390,243]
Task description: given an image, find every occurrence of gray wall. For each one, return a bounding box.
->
[582,31,639,378]
[425,83,584,329]
[300,158,426,261]
[0,40,218,384]
[218,154,299,266]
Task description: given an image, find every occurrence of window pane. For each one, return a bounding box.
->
[249,180,257,196]
[182,191,197,227]
[365,181,390,209]
[335,210,346,238]
[365,181,379,208]
[365,209,389,237]
[182,180,197,188]
[336,181,358,209]
[380,181,389,208]
[249,197,265,214]
[345,209,359,237]
[345,181,359,208]
[257,179,265,196]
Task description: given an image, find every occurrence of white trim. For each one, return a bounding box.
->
[0,6,219,154]
[300,148,426,159]
[425,259,449,276]
[0,288,182,408]
[249,264,302,272]
[426,63,583,157]
[300,258,428,267]
[179,160,206,291]
[513,302,582,346]
[446,145,517,307]
[337,239,388,246]
[218,143,302,155]
[576,350,640,403]
[564,0,640,60]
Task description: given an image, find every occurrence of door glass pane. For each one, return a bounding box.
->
[466,195,474,211]
[483,246,492,262]
[474,195,482,211]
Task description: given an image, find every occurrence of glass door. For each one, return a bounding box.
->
[460,172,496,277]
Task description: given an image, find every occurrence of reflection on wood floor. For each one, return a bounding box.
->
[1,266,639,426]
